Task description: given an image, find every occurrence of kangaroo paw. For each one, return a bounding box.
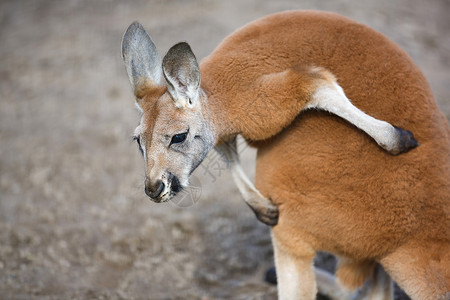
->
[389,127,419,155]
[247,198,279,226]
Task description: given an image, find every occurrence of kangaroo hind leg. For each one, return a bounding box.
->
[316,261,393,300]
[356,264,394,300]
[272,233,317,300]
[258,66,418,155]
[380,242,450,300]
[303,67,418,155]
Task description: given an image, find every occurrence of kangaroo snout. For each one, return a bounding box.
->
[145,178,165,200]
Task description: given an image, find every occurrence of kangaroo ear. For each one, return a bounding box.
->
[162,42,201,108]
[121,22,163,102]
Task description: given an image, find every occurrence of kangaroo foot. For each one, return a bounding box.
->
[264,266,277,284]
[388,127,419,155]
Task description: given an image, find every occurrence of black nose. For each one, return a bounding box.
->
[145,179,165,199]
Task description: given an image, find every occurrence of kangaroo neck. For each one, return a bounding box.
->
[201,87,237,144]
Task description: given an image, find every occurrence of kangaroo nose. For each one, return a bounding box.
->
[145,178,165,199]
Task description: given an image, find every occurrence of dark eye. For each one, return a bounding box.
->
[133,136,144,155]
[170,132,188,145]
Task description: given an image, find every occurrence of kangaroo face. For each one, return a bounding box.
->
[134,89,214,202]
[122,22,215,202]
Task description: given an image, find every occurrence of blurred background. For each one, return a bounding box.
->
[0,0,449,299]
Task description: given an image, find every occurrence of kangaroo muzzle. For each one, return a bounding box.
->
[144,178,165,200]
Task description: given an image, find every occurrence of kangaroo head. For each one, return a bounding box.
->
[122,22,215,203]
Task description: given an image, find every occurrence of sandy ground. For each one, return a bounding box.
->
[0,0,449,299]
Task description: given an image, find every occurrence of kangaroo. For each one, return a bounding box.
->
[121,10,449,300]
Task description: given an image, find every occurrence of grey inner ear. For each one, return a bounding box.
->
[162,42,200,104]
[121,22,163,91]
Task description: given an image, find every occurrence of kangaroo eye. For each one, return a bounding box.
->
[133,136,141,146]
[170,132,188,145]
[133,136,143,155]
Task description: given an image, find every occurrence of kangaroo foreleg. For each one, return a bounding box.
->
[214,137,278,225]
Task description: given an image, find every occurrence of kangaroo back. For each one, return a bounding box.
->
[201,11,448,144]
[202,11,449,299]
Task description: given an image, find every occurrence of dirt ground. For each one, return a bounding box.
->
[0,0,449,299]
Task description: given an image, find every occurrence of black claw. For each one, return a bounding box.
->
[264,266,277,285]
[253,207,279,226]
[393,126,419,155]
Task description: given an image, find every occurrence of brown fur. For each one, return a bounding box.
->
[134,79,166,101]
[200,10,450,299]
[336,258,376,290]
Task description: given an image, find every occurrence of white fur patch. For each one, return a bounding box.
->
[272,237,303,300]
[134,101,143,113]
[134,116,147,159]
[134,125,143,137]
[306,82,398,152]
